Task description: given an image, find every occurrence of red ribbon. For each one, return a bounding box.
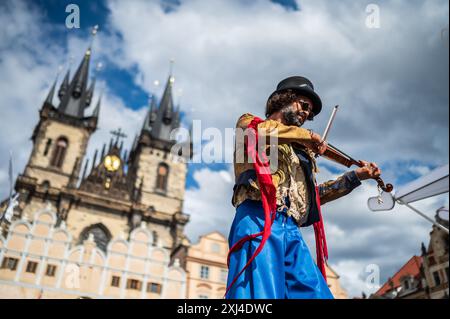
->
[314,186,328,282]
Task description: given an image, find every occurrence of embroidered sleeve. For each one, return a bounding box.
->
[236,113,312,144]
[318,170,361,205]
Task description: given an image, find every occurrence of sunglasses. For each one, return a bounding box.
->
[298,100,315,121]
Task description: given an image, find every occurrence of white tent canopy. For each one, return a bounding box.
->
[367,164,449,234]
[395,164,449,204]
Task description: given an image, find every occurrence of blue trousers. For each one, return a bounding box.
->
[226,200,334,299]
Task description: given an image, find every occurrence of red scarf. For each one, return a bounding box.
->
[225,116,328,298]
[313,186,328,281]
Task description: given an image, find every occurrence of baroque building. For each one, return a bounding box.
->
[372,210,449,299]
[420,210,449,299]
[372,256,428,299]
[324,263,349,299]
[173,231,229,299]
[0,208,185,299]
[173,231,348,299]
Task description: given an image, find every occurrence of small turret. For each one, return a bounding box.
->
[58,69,70,99]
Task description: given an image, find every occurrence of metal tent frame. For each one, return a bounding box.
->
[367,164,449,234]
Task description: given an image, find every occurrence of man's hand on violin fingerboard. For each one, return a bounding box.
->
[355,161,382,180]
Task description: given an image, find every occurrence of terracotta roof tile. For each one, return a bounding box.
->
[375,256,423,296]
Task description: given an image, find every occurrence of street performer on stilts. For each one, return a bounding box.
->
[226,76,382,299]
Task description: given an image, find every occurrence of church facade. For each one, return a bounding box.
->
[0,41,191,298]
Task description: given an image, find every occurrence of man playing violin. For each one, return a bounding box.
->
[226,76,381,299]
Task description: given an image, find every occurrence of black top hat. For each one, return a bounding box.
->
[268,76,322,116]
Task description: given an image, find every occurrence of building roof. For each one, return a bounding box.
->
[141,75,181,143]
[57,49,93,118]
[375,256,423,296]
[199,231,227,241]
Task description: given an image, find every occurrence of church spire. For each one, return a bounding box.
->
[161,74,175,124]
[137,60,182,149]
[72,49,91,99]
[44,68,61,106]
[85,62,102,107]
[100,143,106,159]
[92,88,103,118]
[172,104,181,130]
[57,25,99,118]
[149,95,157,124]
[58,61,71,100]
[93,96,101,118]
[85,77,96,107]
[81,159,89,181]
[142,95,157,132]
[91,149,98,172]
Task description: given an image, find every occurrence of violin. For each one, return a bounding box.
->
[321,142,394,193]
[311,105,393,193]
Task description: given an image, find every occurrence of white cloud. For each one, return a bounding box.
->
[184,167,235,242]
[408,164,432,177]
[0,1,64,198]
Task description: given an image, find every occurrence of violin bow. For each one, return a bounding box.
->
[314,105,339,159]
[321,105,339,143]
[315,105,393,193]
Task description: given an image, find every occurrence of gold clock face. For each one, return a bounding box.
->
[104,155,121,172]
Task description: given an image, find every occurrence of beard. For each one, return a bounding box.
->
[281,104,305,127]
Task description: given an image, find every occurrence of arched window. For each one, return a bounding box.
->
[79,223,112,252]
[50,137,68,168]
[155,163,169,191]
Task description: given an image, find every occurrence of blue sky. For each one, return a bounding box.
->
[0,0,448,297]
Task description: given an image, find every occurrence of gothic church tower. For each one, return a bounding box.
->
[127,73,190,249]
[24,48,99,189]
[6,35,190,253]
[14,41,100,223]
